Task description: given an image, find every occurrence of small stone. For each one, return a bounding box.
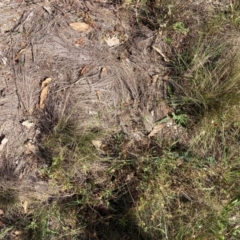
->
[105,35,120,47]
[14,230,21,236]
[0,137,8,151]
[21,120,34,129]
[92,140,102,151]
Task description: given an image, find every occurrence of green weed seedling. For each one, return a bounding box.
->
[172,110,189,126]
[173,22,189,34]
[165,36,172,44]
[0,227,13,239]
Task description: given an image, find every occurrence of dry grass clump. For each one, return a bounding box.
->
[171,31,240,158]
[172,34,240,112]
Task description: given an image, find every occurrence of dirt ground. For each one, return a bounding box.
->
[0,0,238,239]
[0,0,176,202]
[0,0,232,198]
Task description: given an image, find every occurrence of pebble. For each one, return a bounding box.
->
[14,230,21,236]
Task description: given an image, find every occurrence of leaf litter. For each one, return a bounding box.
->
[70,22,91,32]
[0,0,178,223]
[39,77,52,109]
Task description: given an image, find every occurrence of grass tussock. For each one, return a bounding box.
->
[171,31,240,158]
[173,34,240,114]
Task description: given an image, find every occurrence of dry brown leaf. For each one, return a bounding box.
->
[80,65,88,76]
[22,201,28,213]
[96,90,101,101]
[15,48,26,62]
[148,123,166,137]
[41,77,51,89]
[152,45,170,62]
[39,78,51,109]
[152,74,159,84]
[75,38,84,46]
[19,172,23,180]
[163,72,170,80]
[70,22,90,32]
[99,67,107,79]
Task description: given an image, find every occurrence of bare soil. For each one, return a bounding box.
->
[0,0,173,202]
